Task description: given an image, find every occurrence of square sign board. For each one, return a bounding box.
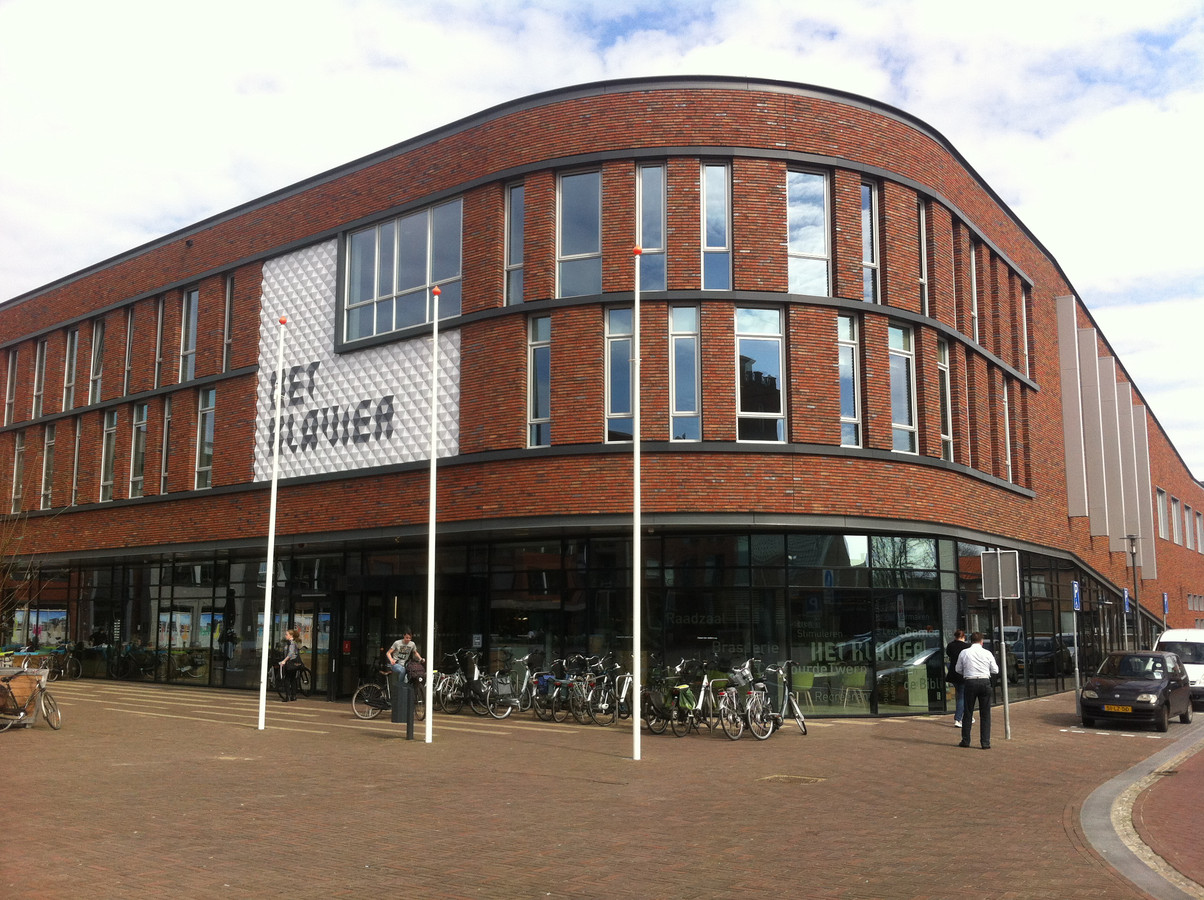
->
[981,549,1021,601]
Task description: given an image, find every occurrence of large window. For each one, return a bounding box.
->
[180,290,198,381]
[889,325,917,453]
[40,424,55,510]
[89,318,106,404]
[70,418,81,506]
[702,163,731,290]
[1157,488,1169,539]
[195,388,216,490]
[638,164,666,291]
[99,409,118,502]
[937,339,954,461]
[736,308,784,442]
[861,181,879,303]
[838,315,861,447]
[130,402,148,498]
[32,339,47,419]
[154,296,165,388]
[345,199,463,340]
[670,306,701,441]
[11,431,24,513]
[605,308,633,442]
[557,172,602,298]
[505,183,524,305]
[1019,285,1031,377]
[62,328,79,409]
[787,170,829,296]
[528,316,551,447]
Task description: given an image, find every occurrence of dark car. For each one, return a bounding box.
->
[1014,636,1072,677]
[1080,651,1194,732]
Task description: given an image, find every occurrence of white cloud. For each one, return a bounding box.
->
[1,0,1201,474]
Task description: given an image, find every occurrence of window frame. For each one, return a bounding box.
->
[160,396,172,494]
[222,275,235,372]
[4,350,17,426]
[99,409,118,502]
[917,199,930,315]
[968,243,980,343]
[154,296,165,389]
[195,388,216,490]
[179,289,198,382]
[11,430,24,513]
[1171,496,1183,544]
[528,316,551,448]
[604,308,634,443]
[70,417,81,506]
[89,318,106,404]
[669,305,701,441]
[701,163,732,291]
[888,324,918,454]
[343,198,463,343]
[1157,488,1169,539]
[637,163,667,292]
[861,181,880,303]
[31,339,47,419]
[62,328,79,410]
[786,169,831,297]
[504,182,525,305]
[735,307,785,443]
[123,307,135,395]
[40,423,55,510]
[130,401,148,498]
[837,314,861,448]
[937,339,954,462]
[556,171,602,299]
[1001,377,1013,482]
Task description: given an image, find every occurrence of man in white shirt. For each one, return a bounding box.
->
[954,631,999,749]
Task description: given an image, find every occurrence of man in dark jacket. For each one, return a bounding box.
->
[946,629,970,727]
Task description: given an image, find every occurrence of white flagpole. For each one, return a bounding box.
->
[632,247,642,762]
[425,286,441,743]
[258,315,288,730]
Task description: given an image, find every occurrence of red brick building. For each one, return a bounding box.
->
[2,77,1201,711]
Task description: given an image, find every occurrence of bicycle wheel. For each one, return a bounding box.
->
[65,656,82,680]
[570,687,592,725]
[352,683,386,720]
[590,684,617,726]
[747,692,774,740]
[788,693,807,735]
[442,679,464,715]
[720,700,744,740]
[645,709,668,734]
[414,686,426,721]
[517,681,534,712]
[533,694,553,721]
[670,703,690,737]
[469,680,491,716]
[551,687,570,723]
[45,660,62,682]
[298,667,312,697]
[40,691,62,730]
[486,684,514,719]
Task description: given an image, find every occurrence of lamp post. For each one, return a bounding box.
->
[1126,534,1140,651]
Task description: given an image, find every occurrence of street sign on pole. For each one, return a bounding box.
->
[981,548,1019,740]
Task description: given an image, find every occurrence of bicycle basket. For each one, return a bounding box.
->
[494,673,514,697]
[728,667,750,688]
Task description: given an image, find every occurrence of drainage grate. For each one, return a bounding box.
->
[757,774,826,784]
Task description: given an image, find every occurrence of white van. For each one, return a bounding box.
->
[1154,628,1204,709]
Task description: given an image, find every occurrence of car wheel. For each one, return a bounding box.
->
[1155,703,1170,733]
[1081,716,1095,728]
[1181,702,1194,725]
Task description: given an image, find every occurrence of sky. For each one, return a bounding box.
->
[1,0,1201,477]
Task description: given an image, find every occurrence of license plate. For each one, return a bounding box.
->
[1103,704,1132,713]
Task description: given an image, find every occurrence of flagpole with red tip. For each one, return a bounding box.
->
[258,315,288,730]
[425,286,441,743]
[631,247,642,762]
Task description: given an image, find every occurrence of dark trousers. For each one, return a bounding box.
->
[962,678,992,746]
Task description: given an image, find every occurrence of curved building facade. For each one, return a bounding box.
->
[3,77,1202,714]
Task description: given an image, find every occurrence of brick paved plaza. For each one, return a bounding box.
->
[3,681,1202,899]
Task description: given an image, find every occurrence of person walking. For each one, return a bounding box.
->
[945,629,971,727]
[955,631,999,749]
[279,628,302,702]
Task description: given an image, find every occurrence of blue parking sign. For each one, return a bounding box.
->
[1072,580,1080,611]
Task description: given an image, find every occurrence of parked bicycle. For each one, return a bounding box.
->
[0,668,61,731]
[42,641,83,682]
[108,641,161,680]
[351,664,426,722]
[267,647,312,700]
[722,658,774,740]
[764,660,808,735]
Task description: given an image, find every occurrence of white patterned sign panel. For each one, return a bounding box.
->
[253,240,459,483]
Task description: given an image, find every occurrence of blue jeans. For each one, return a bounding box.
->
[953,682,966,722]
[961,678,992,746]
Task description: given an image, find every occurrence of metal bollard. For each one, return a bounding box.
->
[391,671,415,739]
